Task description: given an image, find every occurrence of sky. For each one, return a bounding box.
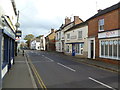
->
[15,0,119,39]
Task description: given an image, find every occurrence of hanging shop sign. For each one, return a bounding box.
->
[16,30,22,37]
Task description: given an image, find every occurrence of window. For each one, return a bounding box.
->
[59,32,61,40]
[78,31,82,39]
[98,19,104,31]
[67,34,70,40]
[66,44,69,52]
[101,41,104,56]
[75,44,80,54]
[113,40,117,57]
[80,43,84,54]
[118,40,120,58]
[100,39,119,60]
[105,41,108,56]
[109,41,113,57]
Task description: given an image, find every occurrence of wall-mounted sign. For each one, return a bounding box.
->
[71,36,77,39]
[98,29,120,38]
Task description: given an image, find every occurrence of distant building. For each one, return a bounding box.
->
[39,35,46,51]
[0,0,18,88]
[45,29,56,51]
[30,38,40,50]
[87,2,120,64]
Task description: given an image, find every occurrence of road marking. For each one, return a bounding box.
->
[88,77,116,90]
[57,63,76,72]
[27,54,47,90]
[42,55,54,62]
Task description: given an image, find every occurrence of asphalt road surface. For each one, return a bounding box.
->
[26,50,119,89]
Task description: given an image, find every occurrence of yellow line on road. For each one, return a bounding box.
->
[28,56,47,90]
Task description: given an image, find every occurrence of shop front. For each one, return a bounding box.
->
[65,42,84,57]
[98,29,120,63]
[1,26,15,78]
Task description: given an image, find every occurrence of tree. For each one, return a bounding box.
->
[24,34,34,41]
[24,34,34,48]
[36,35,43,38]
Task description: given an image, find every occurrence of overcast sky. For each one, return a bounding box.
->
[15,0,119,39]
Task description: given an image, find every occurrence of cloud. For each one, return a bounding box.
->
[15,0,119,39]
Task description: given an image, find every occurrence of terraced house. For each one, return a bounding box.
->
[87,2,120,64]
[55,16,83,53]
[0,0,18,88]
[64,21,88,58]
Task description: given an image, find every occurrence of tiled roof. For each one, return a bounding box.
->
[87,2,120,21]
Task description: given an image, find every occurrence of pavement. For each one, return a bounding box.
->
[2,50,119,89]
[2,51,37,89]
[56,51,119,73]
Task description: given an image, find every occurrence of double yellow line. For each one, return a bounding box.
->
[28,56,47,90]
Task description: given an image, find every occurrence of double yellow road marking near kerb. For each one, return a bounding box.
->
[27,54,47,90]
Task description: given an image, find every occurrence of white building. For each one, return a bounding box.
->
[39,35,46,51]
[64,22,88,58]
[0,0,18,88]
[30,38,40,50]
[55,16,83,53]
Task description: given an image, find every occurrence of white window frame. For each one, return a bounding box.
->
[78,31,82,39]
[99,39,119,60]
[67,33,70,40]
[98,19,104,31]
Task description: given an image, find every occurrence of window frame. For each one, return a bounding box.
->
[98,19,104,31]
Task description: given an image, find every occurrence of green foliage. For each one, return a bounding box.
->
[24,34,34,41]
[36,35,43,38]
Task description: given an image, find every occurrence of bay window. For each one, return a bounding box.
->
[100,39,119,60]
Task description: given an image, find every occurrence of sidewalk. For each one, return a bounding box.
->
[55,51,119,73]
[2,52,36,88]
[75,58,119,73]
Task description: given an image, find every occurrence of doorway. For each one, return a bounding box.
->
[90,40,94,58]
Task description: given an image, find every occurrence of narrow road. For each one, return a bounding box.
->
[26,50,118,89]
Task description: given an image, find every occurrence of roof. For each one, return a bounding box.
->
[65,21,88,33]
[87,2,120,21]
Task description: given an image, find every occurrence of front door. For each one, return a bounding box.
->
[91,40,94,58]
[72,44,75,56]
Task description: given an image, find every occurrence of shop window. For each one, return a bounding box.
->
[75,44,80,54]
[101,41,104,56]
[66,45,69,52]
[118,40,120,58]
[80,43,84,54]
[113,40,117,57]
[105,41,108,56]
[100,40,119,60]
[109,41,113,57]
[98,19,104,31]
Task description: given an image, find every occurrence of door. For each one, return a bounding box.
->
[72,44,75,56]
[91,40,94,58]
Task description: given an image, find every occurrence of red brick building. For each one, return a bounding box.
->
[87,2,120,64]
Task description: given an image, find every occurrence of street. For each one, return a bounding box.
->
[26,50,118,89]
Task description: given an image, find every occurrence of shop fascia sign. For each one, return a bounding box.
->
[3,26,15,39]
[98,29,120,38]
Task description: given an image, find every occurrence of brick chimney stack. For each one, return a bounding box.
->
[51,28,54,33]
[65,17,71,25]
[74,16,83,25]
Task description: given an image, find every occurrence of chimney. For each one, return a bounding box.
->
[51,29,54,33]
[98,9,102,13]
[65,17,71,25]
[74,16,83,25]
